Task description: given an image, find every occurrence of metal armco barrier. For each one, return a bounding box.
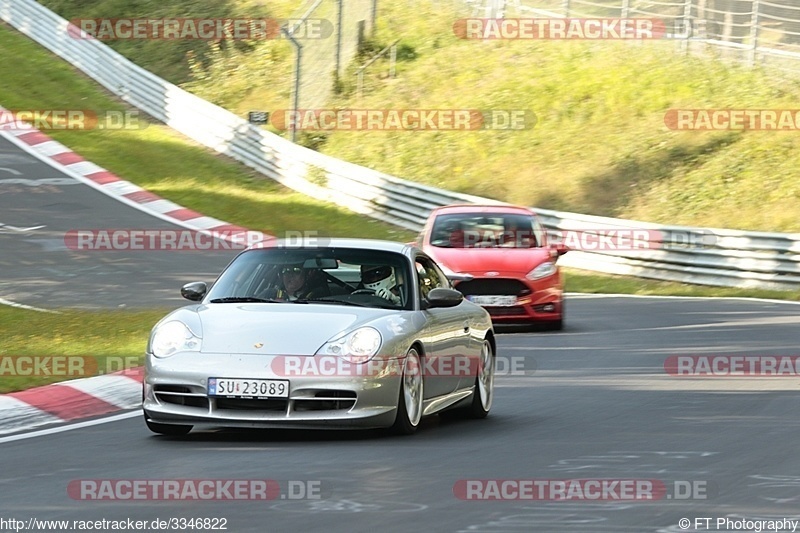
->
[2,0,800,290]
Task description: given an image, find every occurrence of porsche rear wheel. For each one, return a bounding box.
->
[391,347,423,435]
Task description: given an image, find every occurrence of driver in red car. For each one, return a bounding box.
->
[501,219,534,248]
[360,265,401,304]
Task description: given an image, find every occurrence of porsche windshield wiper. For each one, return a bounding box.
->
[209,297,277,303]
[296,298,369,308]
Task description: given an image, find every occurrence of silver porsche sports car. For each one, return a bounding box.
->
[143,238,496,435]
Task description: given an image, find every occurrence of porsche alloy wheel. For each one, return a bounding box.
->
[392,347,423,435]
[469,339,495,418]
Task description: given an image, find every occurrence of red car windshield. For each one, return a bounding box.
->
[430,213,541,249]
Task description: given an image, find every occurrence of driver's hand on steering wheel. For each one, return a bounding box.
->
[376,288,400,304]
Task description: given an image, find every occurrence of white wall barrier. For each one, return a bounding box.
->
[3,0,800,290]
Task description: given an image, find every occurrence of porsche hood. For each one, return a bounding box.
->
[195,304,387,355]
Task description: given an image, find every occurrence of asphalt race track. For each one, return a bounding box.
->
[3,136,800,532]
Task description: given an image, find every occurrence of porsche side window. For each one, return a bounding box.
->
[415,262,430,300]
[415,257,447,301]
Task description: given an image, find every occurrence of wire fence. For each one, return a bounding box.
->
[283,0,376,139]
[356,39,400,100]
[495,0,800,71]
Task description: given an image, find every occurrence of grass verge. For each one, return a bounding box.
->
[0,306,167,393]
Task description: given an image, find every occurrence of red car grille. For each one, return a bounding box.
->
[487,306,527,316]
[456,278,529,296]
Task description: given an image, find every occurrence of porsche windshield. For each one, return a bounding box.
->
[205,247,413,310]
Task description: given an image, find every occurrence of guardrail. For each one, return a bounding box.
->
[2,0,800,291]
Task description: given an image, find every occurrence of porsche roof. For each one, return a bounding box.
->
[247,237,414,253]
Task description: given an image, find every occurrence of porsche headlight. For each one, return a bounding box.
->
[526,261,557,280]
[151,321,201,358]
[317,327,382,363]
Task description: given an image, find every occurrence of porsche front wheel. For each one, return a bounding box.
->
[391,347,423,435]
[468,339,494,419]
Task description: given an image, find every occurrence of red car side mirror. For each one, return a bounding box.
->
[550,243,569,258]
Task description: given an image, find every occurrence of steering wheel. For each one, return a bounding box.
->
[350,289,375,295]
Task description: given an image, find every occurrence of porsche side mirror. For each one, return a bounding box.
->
[425,288,464,308]
[181,282,208,301]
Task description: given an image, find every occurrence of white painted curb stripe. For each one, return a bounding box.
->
[0,411,142,444]
[102,180,143,196]
[33,140,71,156]
[185,216,229,230]
[0,297,60,313]
[64,161,104,176]
[139,198,185,214]
[0,396,62,436]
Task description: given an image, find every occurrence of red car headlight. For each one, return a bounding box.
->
[526,262,557,280]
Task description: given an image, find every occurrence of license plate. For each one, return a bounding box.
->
[208,378,289,399]
[468,295,517,307]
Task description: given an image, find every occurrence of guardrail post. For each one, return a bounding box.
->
[621,0,630,19]
[562,0,570,17]
[282,27,302,143]
[681,0,693,54]
[749,0,760,66]
[335,0,343,79]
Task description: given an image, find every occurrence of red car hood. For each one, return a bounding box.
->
[428,247,550,275]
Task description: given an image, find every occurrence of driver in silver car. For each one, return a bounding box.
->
[360,264,401,304]
[271,265,329,301]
